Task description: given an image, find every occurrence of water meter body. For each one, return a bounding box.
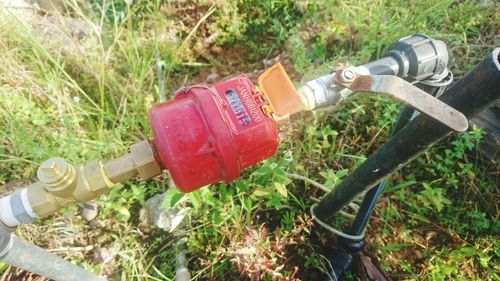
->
[148,75,279,192]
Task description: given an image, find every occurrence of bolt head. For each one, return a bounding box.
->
[26,182,60,217]
[341,69,355,82]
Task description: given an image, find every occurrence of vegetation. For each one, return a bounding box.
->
[0,0,498,280]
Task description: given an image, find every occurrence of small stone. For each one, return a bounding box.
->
[174,267,191,281]
[80,200,98,222]
[92,245,119,276]
[140,192,190,232]
[89,219,104,228]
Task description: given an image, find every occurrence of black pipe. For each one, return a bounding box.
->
[327,85,445,280]
[347,106,415,235]
[315,48,500,222]
[347,82,444,236]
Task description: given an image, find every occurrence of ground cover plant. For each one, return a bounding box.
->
[0,0,498,280]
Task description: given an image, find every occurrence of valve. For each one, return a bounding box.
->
[298,34,450,111]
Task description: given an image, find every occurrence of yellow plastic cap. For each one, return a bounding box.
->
[258,63,303,117]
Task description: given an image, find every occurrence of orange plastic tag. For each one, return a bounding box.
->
[258,63,303,117]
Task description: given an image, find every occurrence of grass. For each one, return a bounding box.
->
[0,0,498,280]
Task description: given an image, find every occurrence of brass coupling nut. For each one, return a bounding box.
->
[103,140,162,183]
[130,140,162,180]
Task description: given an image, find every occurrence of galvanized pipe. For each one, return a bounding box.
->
[0,230,105,281]
[314,48,500,221]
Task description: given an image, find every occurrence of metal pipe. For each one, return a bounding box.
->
[296,58,402,112]
[314,48,500,221]
[0,140,162,228]
[360,56,400,76]
[0,140,162,279]
[0,229,105,281]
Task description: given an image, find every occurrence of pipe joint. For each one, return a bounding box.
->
[25,140,162,218]
[103,140,162,183]
[27,156,113,218]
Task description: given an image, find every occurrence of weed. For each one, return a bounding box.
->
[0,0,497,280]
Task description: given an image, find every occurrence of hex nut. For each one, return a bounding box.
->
[340,69,355,83]
[27,182,62,217]
[102,155,138,183]
[73,161,113,202]
[130,140,162,180]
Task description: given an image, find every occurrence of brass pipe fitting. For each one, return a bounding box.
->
[28,158,113,217]
[26,182,72,217]
[103,140,162,183]
[26,140,162,218]
[36,157,77,197]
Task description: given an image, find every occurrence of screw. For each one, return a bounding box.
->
[341,69,355,82]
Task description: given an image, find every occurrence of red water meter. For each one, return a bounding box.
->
[148,63,303,192]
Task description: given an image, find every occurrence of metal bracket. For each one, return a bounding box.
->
[334,68,468,132]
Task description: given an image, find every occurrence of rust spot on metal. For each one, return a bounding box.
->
[351,76,374,92]
[333,67,373,92]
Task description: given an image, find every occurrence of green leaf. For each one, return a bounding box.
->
[211,210,222,225]
[189,191,201,209]
[381,243,413,251]
[253,188,271,197]
[243,197,252,211]
[162,188,185,208]
[417,183,450,212]
[478,253,492,268]
[252,165,272,176]
[459,246,477,257]
[274,182,288,198]
[235,181,248,193]
[220,183,228,201]
[384,180,417,193]
[117,206,130,219]
[494,242,500,257]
